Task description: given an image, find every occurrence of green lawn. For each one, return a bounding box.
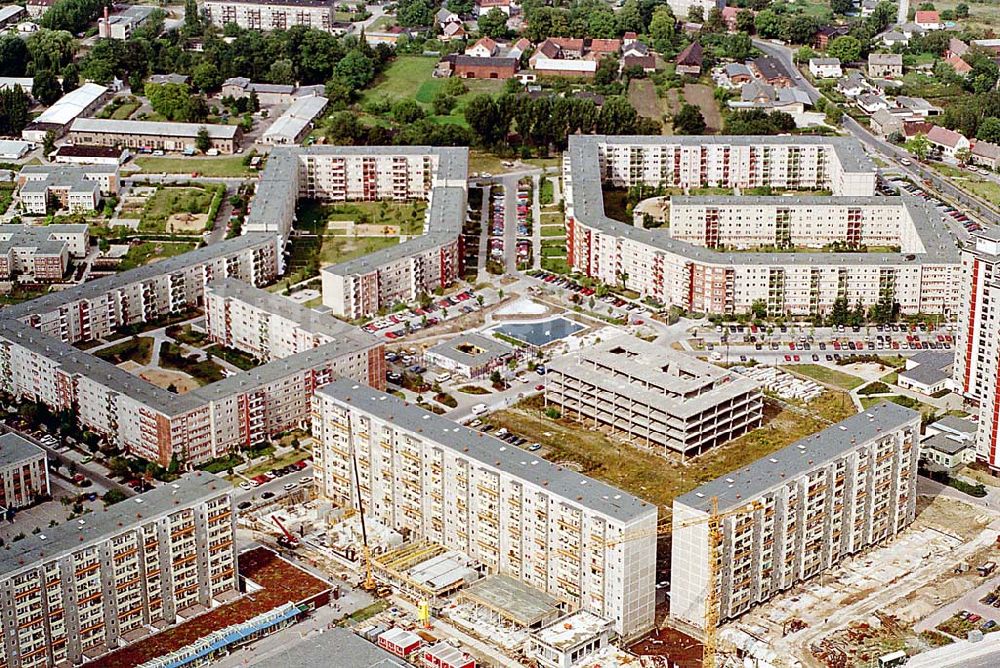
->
[118,242,196,271]
[540,226,565,236]
[860,394,937,418]
[322,200,427,235]
[320,235,400,266]
[94,336,153,365]
[159,342,225,385]
[781,364,865,390]
[931,162,1000,206]
[140,186,216,234]
[111,102,140,120]
[135,156,251,177]
[362,56,438,104]
[205,344,260,370]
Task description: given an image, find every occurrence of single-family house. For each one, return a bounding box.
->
[914,10,942,31]
[857,93,890,114]
[971,141,1000,170]
[926,125,970,159]
[508,38,531,60]
[880,30,908,47]
[895,96,941,117]
[751,56,792,87]
[837,71,870,98]
[809,58,842,79]
[814,24,850,49]
[724,63,754,86]
[731,81,811,114]
[623,55,657,73]
[947,38,969,59]
[870,109,905,139]
[441,21,466,41]
[860,0,878,16]
[721,6,745,33]
[868,53,903,78]
[474,0,512,16]
[945,54,972,77]
[971,38,1000,55]
[622,40,649,58]
[675,42,703,76]
[467,37,498,58]
[436,8,459,26]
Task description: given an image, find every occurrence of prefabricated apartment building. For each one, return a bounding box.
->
[544,334,763,458]
[564,135,960,318]
[670,402,920,629]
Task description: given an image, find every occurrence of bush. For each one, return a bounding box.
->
[544,407,561,419]
[858,381,890,395]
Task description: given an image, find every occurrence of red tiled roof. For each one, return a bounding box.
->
[588,38,622,53]
[550,37,585,51]
[624,55,656,70]
[915,10,940,23]
[474,36,497,52]
[945,54,972,73]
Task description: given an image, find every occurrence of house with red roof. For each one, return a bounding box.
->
[926,125,970,159]
[467,37,498,58]
[945,54,972,76]
[914,10,943,30]
[721,6,746,32]
[474,0,512,17]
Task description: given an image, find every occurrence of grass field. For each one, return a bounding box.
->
[363,57,438,104]
[322,200,426,235]
[781,364,865,390]
[490,392,854,517]
[860,394,937,418]
[140,186,217,233]
[135,156,251,177]
[540,226,565,236]
[94,337,153,365]
[931,162,1000,205]
[159,342,225,385]
[119,241,196,271]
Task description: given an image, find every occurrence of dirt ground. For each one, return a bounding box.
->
[683,83,722,132]
[140,369,199,393]
[631,627,702,668]
[166,213,208,232]
[629,79,671,134]
[118,360,143,372]
[326,221,401,236]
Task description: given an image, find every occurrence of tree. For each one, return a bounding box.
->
[824,103,843,126]
[649,6,678,55]
[184,0,200,30]
[754,10,781,39]
[192,61,222,92]
[195,127,211,153]
[0,85,30,136]
[978,117,1000,144]
[597,96,638,135]
[905,134,931,161]
[956,3,969,18]
[725,32,754,61]
[594,56,619,86]
[704,7,726,33]
[335,50,375,90]
[673,103,706,134]
[723,108,795,134]
[32,69,62,106]
[751,299,767,320]
[795,46,815,64]
[827,36,861,64]
[478,8,509,38]
[42,131,56,159]
[616,0,644,35]
[0,35,28,76]
[736,10,755,33]
[61,64,79,94]
[268,59,295,85]
[447,0,473,14]
[392,98,425,124]
[465,94,505,145]
[956,146,973,166]
[26,29,75,69]
[103,489,127,506]
[397,0,436,27]
[830,0,853,14]
[107,457,131,479]
[432,93,456,115]
[688,5,704,23]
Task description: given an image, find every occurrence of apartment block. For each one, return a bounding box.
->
[670,403,919,629]
[312,378,658,640]
[564,135,960,318]
[202,0,335,32]
[17,165,119,215]
[0,224,89,281]
[68,118,241,154]
[0,433,49,510]
[545,335,762,458]
[953,228,1000,469]
[0,472,236,668]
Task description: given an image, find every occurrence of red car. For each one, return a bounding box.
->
[784,355,792,361]
[535,384,544,391]
[793,354,800,362]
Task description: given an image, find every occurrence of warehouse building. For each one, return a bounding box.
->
[544,334,762,458]
[0,472,236,668]
[563,135,960,318]
[670,402,920,629]
[313,378,658,640]
[21,83,109,142]
[0,223,89,280]
[261,95,328,145]
[202,0,335,32]
[0,433,49,510]
[68,118,242,154]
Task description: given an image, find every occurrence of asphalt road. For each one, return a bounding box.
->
[232,462,315,504]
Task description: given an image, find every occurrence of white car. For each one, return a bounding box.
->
[239,481,252,490]
[283,482,297,491]
[471,403,488,416]
[300,476,313,485]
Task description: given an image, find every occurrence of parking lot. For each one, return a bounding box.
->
[525,269,651,324]
[883,173,981,236]
[235,459,314,509]
[361,288,486,341]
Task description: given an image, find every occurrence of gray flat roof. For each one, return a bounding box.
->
[319,378,655,523]
[566,135,959,268]
[261,628,406,668]
[898,363,950,386]
[426,332,513,367]
[460,574,561,627]
[70,117,238,140]
[0,433,45,468]
[0,224,88,257]
[931,415,977,436]
[0,472,227,581]
[675,401,920,513]
[922,432,971,456]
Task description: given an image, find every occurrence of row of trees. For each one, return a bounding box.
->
[0,86,31,136]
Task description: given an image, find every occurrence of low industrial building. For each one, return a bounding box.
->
[313,378,658,640]
[670,402,920,629]
[68,118,242,154]
[260,627,407,667]
[0,472,236,668]
[98,5,157,39]
[921,432,976,472]
[21,83,109,142]
[528,611,613,668]
[0,433,49,509]
[545,334,762,458]
[261,95,328,145]
[425,332,514,379]
[0,5,26,27]
[0,140,31,160]
[221,77,324,105]
[52,144,127,165]
[897,350,953,395]
[0,223,88,280]
[16,164,119,214]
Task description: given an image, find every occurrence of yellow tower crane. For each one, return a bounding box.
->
[603,497,762,668]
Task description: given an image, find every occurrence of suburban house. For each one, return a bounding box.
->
[895,96,941,118]
[732,80,811,114]
[675,42,703,76]
[436,8,459,26]
[920,415,977,473]
[868,53,903,78]
[528,37,620,77]
[814,24,849,49]
[926,125,970,159]
[837,71,871,97]
[809,58,842,79]
[870,109,906,138]
[971,38,1000,55]
[947,37,969,58]
[624,54,657,73]
[880,30,909,47]
[723,63,754,87]
[914,10,943,30]
[857,92,890,114]
[751,56,792,87]
[467,37,499,58]
[945,54,972,77]
[474,0,512,16]
[622,39,650,59]
[721,6,748,32]
[972,141,1000,170]
[441,21,466,41]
